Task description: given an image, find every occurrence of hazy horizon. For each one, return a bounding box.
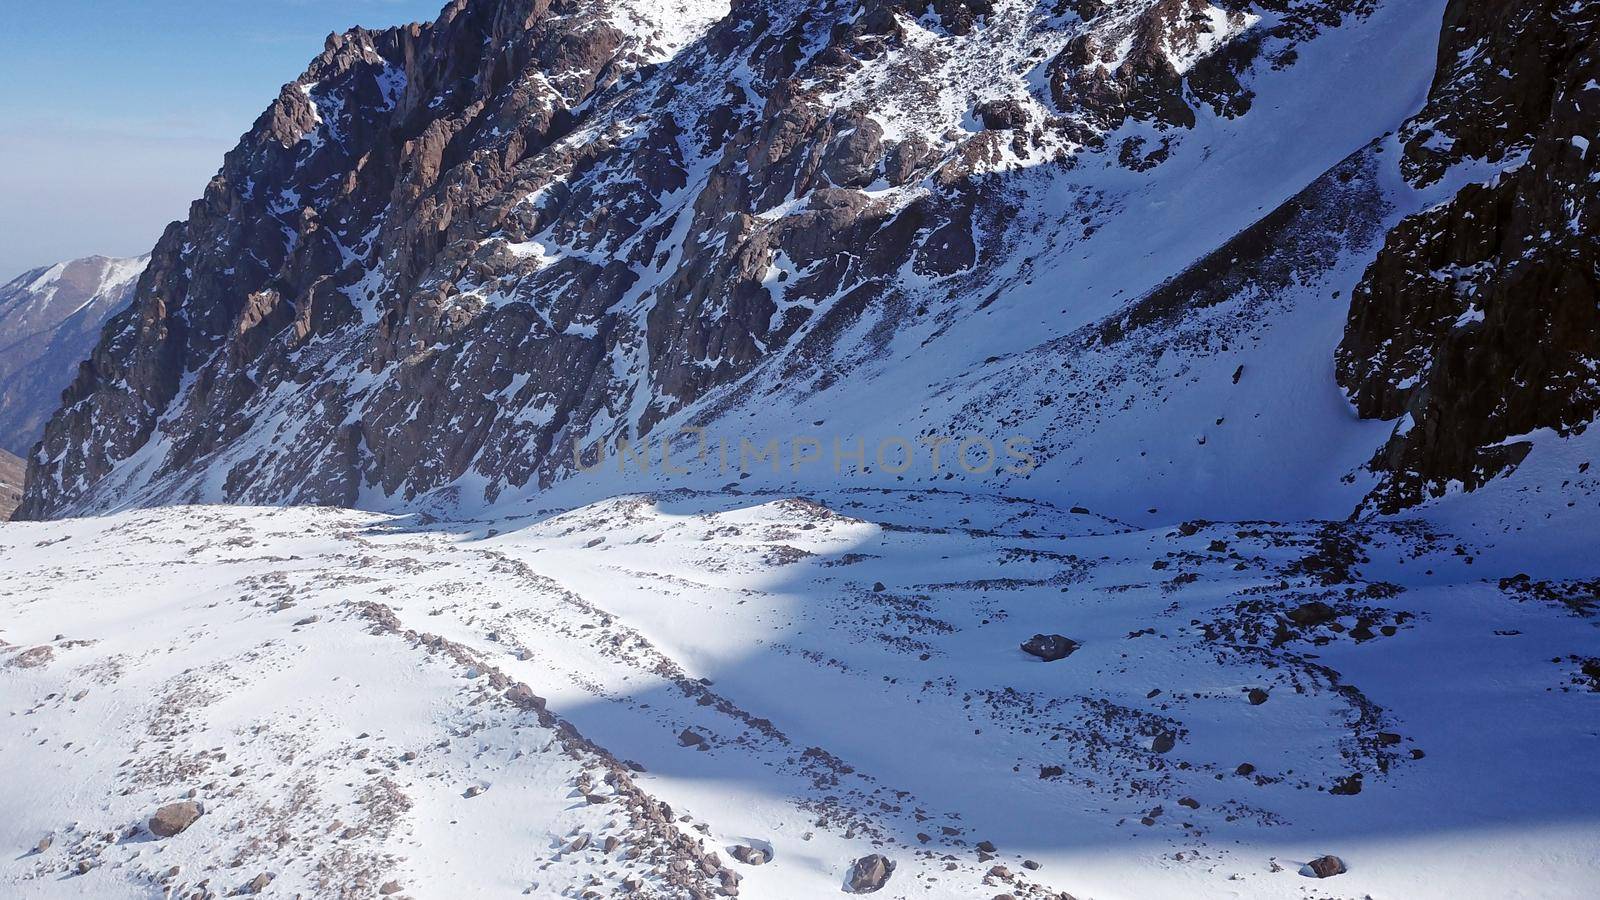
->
[0,0,442,279]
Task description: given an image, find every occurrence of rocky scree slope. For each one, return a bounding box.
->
[0,255,147,457]
[18,0,1597,520]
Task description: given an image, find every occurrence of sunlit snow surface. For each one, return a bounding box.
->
[4,482,1599,898]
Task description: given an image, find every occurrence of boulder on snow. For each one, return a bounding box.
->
[678,728,707,748]
[731,844,770,865]
[1329,773,1363,795]
[148,801,202,837]
[1286,601,1337,626]
[976,98,1029,130]
[1020,634,1080,662]
[1303,855,1346,878]
[845,854,895,893]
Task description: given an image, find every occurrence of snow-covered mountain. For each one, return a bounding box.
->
[18,0,1594,524]
[2,0,1598,898]
[0,254,148,457]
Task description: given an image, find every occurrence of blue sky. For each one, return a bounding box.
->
[0,1,444,277]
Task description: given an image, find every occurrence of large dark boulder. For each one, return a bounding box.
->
[1021,634,1080,662]
[846,854,895,893]
[1286,602,1337,627]
[1304,855,1347,878]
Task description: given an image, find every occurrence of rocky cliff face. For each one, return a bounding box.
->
[0,255,147,457]
[0,449,22,520]
[1336,0,1599,513]
[18,0,1596,520]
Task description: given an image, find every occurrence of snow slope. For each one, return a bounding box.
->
[4,486,1598,898]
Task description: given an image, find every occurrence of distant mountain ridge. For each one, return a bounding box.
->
[0,254,148,457]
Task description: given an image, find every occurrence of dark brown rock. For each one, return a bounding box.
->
[1286,602,1337,627]
[976,99,1028,131]
[845,854,895,893]
[1329,774,1363,796]
[1305,855,1346,878]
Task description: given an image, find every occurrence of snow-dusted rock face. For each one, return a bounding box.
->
[1337,0,1600,512]
[0,255,147,457]
[17,0,1596,523]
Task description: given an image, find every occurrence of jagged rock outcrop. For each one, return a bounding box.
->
[0,255,146,456]
[1046,0,1373,133]
[1337,0,1599,512]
